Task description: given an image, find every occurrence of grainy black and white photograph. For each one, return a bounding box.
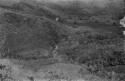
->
[0,0,124,81]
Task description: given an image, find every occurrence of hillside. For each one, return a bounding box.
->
[46,0,125,25]
[0,0,124,81]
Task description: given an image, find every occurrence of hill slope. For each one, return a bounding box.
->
[0,1,124,81]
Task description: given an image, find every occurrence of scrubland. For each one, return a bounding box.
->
[0,0,125,81]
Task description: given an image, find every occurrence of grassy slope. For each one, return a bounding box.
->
[47,0,125,23]
[43,1,124,81]
[0,1,124,81]
[0,4,71,60]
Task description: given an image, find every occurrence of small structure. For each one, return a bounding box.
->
[120,16,125,35]
[55,17,59,21]
[120,16,125,27]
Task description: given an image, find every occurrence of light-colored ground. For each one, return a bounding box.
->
[0,58,111,81]
[0,59,88,81]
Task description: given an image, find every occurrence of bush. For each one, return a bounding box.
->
[0,64,14,81]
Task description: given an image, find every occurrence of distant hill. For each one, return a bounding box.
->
[0,2,60,20]
[35,0,124,27]
[0,0,124,25]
